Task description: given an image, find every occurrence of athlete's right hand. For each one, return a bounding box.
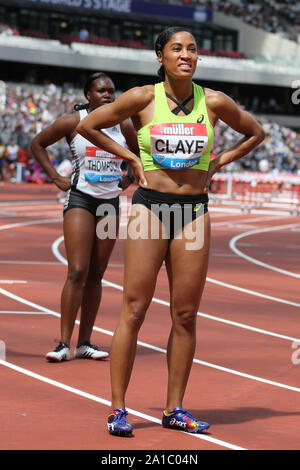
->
[131,158,147,187]
[53,176,71,191]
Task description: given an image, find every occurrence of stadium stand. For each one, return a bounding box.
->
[141,0,300,43]
[0,0,299,184]
[0,80,299,186]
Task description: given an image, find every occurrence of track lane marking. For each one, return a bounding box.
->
[1,286,300,394]
[230,223,300,278]
[52,236,300,340]
[0,359,245,450]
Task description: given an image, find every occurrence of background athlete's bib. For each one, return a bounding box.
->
[84,146,122,183]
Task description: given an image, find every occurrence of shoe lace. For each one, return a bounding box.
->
[54,342,68,352]
[114,409,128,423]
[82,342,100,351]
[177,408,196,421]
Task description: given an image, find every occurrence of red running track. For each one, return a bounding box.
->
[1,182,300,451]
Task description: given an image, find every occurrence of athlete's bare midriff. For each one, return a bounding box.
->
[140,168,208,195]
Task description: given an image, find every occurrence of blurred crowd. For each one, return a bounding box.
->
[0,81,77,183]
[0,23,20,37]
[1,0,300,46]
[142,0,300,42]
[0,81,299,185]
[213,117,300,175]
[213,0,299,42]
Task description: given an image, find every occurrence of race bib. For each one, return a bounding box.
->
[150,123,208,169]
[84,146,122,183]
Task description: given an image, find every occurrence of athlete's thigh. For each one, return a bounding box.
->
[123,204,169,302]
[165,212,211,311]
[63,208,96,268]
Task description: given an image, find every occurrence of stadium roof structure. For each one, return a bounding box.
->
[0,34,299,88]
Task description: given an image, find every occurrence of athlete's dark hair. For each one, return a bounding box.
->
[154,27,196,81]
[74,72,113,111]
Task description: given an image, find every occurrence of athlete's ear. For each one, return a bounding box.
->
[157,50,163,64]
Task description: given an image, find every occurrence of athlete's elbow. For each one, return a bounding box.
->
[30,138,36,153]
[30,136,41,154]
[76,121,89,138]
[256,125,265,144]
[249,128,265,147]
[76,121,84,135]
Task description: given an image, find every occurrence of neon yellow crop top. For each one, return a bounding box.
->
[137,82,214,172]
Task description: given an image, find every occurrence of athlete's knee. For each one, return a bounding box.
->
[67,266,88,286]
[172,307,197,332]
[123,299,148,331]
[87,264,107,283]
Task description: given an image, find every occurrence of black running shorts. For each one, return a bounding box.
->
[63,188,120,218]
[131,187,208,239]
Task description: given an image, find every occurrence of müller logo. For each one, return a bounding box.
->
[163,124,196,135]
[152,123,206,136]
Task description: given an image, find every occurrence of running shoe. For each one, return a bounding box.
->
[74,341,109,360]
[162,407,210,433]
[46,342,70,362]
[107,409,133,436]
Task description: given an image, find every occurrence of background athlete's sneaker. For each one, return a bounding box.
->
[162,407,210,433]
[46,342,70,362]
[74,341,109,360]
[107,409,133,436]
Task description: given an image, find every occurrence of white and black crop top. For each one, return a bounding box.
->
[69,109,127,199]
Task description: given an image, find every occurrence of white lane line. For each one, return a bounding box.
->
[211,253,238,257]
[0,359,245,450]
[212,215,287,230]
[3,218,300,393]
[197,310,300,342]
[237,243,260,247]
[213,215,289,226]
[0,218,61,231]
[229,223,300,279]
[0,201,57,207]
[53,235,300,309]
[0,341,5,360]
[0,260,123,267]
[0,261,62,265]
[0,311,48,314]
[1,286,300,394]
[53,237,300,342]
[209,207,291,216]
[206,277,300,309]
[0,204,61,209]
[0,280,27,284]
[102,278,300,340]
[0,212,61,218]
[52,235,66,265]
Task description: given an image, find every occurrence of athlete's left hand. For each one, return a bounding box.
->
[131,158,147,187]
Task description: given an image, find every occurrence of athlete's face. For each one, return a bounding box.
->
[87,77,115,110]
[158,31,198,79]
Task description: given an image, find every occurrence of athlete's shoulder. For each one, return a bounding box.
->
[32,111,79,144]
[204,88,235,112]
[123,85,154,104]
[116,85,155,116]
[55,112,80,130]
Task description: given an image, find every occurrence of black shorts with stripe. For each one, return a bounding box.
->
[131,187,208,239]
[63,188,120,218]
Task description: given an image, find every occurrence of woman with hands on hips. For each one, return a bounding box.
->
[77,28,265,436]
[31,72,137,362]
